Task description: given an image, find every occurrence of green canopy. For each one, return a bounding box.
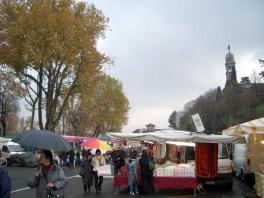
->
[98,133,110,140]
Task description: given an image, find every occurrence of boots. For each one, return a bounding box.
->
[83,185,87,192]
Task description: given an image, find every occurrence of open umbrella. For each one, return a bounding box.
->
[81,138,112,151]
[18,130,72,152]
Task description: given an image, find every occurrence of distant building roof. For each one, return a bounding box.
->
[146,123,155,127]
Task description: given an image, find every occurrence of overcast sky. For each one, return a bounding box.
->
[87,0,264,132]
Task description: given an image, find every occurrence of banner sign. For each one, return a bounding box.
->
[191,113,205,132]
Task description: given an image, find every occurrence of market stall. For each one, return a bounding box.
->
[223,117,264,196]
[108,130,244,195]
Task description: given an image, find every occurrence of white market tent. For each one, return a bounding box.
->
[223,117,264,136]
[108,129,244,144]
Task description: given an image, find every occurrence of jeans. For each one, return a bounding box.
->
[129,184,139,193]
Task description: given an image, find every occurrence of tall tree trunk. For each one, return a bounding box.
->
[50,81,76,131]
[92,124,101,137]
[30,99,37,129]
[38,69,44,129]
[45,71,53,130]
[2,119,6,137]
[0,118,6,137]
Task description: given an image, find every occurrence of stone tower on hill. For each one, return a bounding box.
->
[225,45,237,85]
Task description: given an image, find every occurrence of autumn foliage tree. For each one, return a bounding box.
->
[0,0,109,131]
[64,75,129,137]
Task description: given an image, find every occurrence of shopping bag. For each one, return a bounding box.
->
[96,164,112,176]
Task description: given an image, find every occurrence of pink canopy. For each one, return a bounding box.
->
[62,135,88,143]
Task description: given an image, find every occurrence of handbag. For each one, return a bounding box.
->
[79,168,85,177]
[47,188,64,198]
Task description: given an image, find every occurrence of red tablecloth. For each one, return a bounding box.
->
[153,177,196,189]
[113,176,196,189]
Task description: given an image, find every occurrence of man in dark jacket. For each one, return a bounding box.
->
[139,150,154,195]
[0,166,11,198]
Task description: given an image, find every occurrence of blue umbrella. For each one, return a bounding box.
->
[18,130,72,152]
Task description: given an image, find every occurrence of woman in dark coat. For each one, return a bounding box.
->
[80,152,94,192]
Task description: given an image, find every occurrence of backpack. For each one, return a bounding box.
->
[149,159,155,170]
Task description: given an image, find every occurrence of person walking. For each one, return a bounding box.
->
[0,166,11,198]
[75,150,81,166]
[80,152,94,192]
[113,149,125,194]
[28,150,67,198]
[127,156,139,196]
[92,149,106,194]
[139,150,154,195]
[113,150,126,176]
[69,149,75,168]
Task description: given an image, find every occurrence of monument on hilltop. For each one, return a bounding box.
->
[225,45,237,86]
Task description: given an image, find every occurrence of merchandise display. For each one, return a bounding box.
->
[154,161,195,177]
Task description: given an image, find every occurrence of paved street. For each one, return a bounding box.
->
[7,166,258,198]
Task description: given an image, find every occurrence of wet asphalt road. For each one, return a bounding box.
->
[7,166,258,198]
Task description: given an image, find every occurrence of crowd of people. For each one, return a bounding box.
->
[112,148,156,196]
[79,147,156,196]
[0,146,156,198]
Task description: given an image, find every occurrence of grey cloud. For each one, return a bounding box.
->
[90,0,264,131]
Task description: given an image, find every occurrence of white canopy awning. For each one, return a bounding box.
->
[108,129,244,144]
[223,117,264,136]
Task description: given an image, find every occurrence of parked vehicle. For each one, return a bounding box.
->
[232,143,247,177]
[0,141,26,165]
[231,134,264,186]
[223,118,264,186]
[202,143,233,190]
[8,152,38,167]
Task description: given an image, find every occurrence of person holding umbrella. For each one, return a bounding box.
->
[92,149,106,194]
[28,150,67,198]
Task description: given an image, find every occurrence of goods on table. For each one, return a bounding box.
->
[255,172,264,198]
[154,162,195,177]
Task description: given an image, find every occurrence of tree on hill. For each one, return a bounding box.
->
[168,110,177,129]
[179,89,227,134]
